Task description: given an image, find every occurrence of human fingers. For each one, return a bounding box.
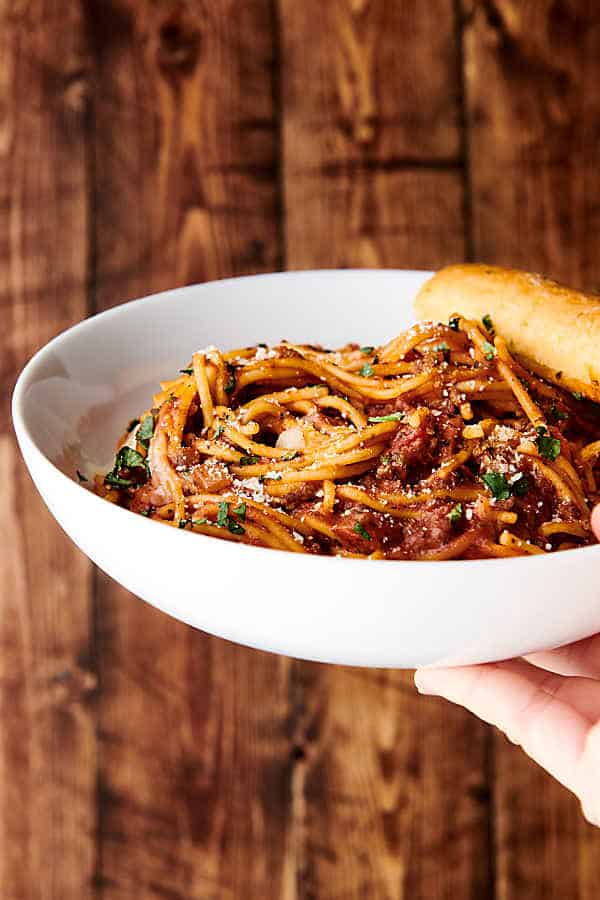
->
[525,634,600,679]
[414,659,594,794]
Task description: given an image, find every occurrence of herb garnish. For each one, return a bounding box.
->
[353,522,372,541]
[548,404,567,423]
[535,425,561,461]
[224,365,236,394]
[573,391,584,401]
[264,472,283,480]
[232,502,246,519]
[282,450,299,460]
[433,341,450,353]
[449,316,460,331]
[227,520,245,535]
[180,367,194,376]
[239,454,260,466]
[217,502,229,527]
[510,473,529,496]
[482,341,496,361]
[104,446,149,489]
[482,472,511,500]
[192,518,209,526]
[214,422,224,439]
[482,314,494,333]
[216,501,246,535]
[448,503,463,524]
[137,414,155,449]
[178,519,189,529]
[359,362,374,377]
[360,346,375,355]
[76,470,88,483]
[368,412,405,423]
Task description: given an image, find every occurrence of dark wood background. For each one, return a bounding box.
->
[2,1,600,897]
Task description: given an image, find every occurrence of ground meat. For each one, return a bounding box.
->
[276,482,321,510]
[372,409,464,485]
[327,507,401,553]
[190,460,232,494]
[170,445,201,469]
[391,500,456,557]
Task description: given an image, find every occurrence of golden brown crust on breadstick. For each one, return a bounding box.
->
[414,264,600,402]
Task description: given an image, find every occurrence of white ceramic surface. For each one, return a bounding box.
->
[12,269,600,668]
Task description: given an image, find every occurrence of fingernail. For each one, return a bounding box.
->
[414,670,440,696]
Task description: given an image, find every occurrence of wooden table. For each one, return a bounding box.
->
[2,2,600,897]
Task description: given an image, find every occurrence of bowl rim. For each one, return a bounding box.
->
[12,267,600,572]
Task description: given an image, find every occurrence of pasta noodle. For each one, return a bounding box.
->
[92,316,600,559]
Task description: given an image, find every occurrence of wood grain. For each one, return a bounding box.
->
[279,2,491,897]
[0,2,96,899]
[2,1,600,898]
[280,0,465,269]
[87,2,290,898]
[463,2,600,897]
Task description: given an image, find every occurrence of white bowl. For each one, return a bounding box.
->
[12,270,600,668]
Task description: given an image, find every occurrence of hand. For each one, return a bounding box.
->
[414,510,600,827]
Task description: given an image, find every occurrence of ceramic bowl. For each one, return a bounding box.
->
[12,270,600,667]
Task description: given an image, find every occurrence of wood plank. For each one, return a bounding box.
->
[463,2,600,897]
[281,0,465,269]
[279,1,492,897]
[0,2,96,899]
[88,2,289,898]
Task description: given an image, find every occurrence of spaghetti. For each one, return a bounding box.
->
[93,316,600,560]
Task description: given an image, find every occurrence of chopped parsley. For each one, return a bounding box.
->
[257,342,268,348]
[482,472,511,501]
[232,502,246,519]
[548,404,568,423]
[264,472,283,481]
[179,367,194,376]
[359,362,374,377]
[482,314,494,333]
[449,315,460,331]
[214,422,224,439]
[224,366,236,394]
[353,522,372,541]
[510,473,529,496]
[140,509,150,516]
[215,501,245,535]
[380,454,391,465]
[238,454,260,466]
[360,346,375,355]
[178,519,189,529]
[448,503,463,524]
[227,520,245,535]
[216,501,229,527]
[104,473,135,489]
[482,341,496,361]
[573,391,584,401]
[368,412,405,423]
[137,414,155,449]
[282,450,299,460]
[76,470,88,483]
[127,418,140,432]
[535,426,561,461]
[104,446,149,489]
[192,518,209,526]
[433,341,450,353]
